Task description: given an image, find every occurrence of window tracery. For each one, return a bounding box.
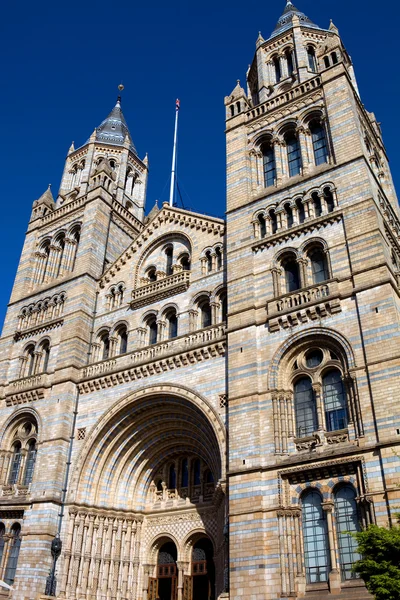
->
[201,244,224,275]
[19,338,52,378]
[33,225,81,286]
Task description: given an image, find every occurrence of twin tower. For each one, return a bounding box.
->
[0,3,399,600]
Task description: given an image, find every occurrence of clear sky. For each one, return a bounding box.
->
[1,0,399,330]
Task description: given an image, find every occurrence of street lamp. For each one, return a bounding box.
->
[45,534,62,596]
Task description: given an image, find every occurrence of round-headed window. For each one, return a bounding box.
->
[305,349,323,369]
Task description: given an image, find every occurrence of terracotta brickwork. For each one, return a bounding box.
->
[0,3,399,600]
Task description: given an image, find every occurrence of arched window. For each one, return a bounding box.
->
[310,120,328,166]
[205,251,213,273]
[283,256,300,292]
[117,326,128,355]
[309,248,329,284]
[331,52,338,65]
[147,267,157,282]
[307,46,317,72]
[285,131,302,177]
[295,198,305,223]
[323,370,347,431]
[334,485,361,580]
[220,293,228,322]
[193,459,201,486]
[258,214,267,238]
[39,340,50,373]
[286,48,294,76]
[9,443,22,485]
[54,233,66,278]
[166,310,178,339]
[180,253,191,271]
[312,192,322,217]
[23,440,37,485]
[70,226,81,272]
[26,344,35,377]
[324,187,335,212]
[294,377,317,437]
[148,317,158,345]
[199,299,212,328]
[284,203,294,228]
[261,140,276,187]
[324,56,330,69]
[301,490,330,583]
[181,458,189,487]
[100,331,110,360]
[269,209,278,234]
[168,464,176,490]
[215,246,222,270]
[273,55,281,83]
[165,246,173,276]
[4,524,22,586]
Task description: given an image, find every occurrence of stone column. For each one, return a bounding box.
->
[312,383,325,432]
[297,127,310,175]
[273,138,284,185]
[322,501,341,594]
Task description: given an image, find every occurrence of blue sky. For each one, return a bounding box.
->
[1,0,399,330]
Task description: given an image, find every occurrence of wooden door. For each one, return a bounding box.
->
[183,575,193,600]
[148,577,158,600]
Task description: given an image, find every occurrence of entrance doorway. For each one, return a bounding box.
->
[192,538,215,600]
[151,541,178,600]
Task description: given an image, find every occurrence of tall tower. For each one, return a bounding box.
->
[0,97,148,598]
[225,2,400,599]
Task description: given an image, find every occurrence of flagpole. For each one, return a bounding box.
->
[169,99,180,207]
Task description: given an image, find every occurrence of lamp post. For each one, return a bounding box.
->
[45,534,62,596]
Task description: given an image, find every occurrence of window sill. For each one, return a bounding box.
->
[294,429,349,452]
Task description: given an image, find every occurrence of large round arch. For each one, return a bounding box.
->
[69,384,226,511]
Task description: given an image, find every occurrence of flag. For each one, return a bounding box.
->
[176,99,180,110]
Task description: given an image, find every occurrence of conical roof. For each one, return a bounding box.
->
[94,97,137,155]
[269,0,322,39]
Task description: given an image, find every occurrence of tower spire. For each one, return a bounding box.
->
[93,94,137,155]
[269,0,322,39]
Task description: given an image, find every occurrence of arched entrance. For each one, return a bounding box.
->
[152,540,178,600]
[191,538,215,600]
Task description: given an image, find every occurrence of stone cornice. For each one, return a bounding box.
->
[14,318,64,341]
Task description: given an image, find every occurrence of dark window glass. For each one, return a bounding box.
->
[323,370,347,431]
[294,377,317,437]
[331,52,338,65]
[201,302,212,328]
[286,49,294,76]
[27,347,35,377]
[262,142,276,187]
[168,313,178,339]
[324,56,330,68]
[149,320,158,345]
[169,464,176,489]
[258,214,266,237]
[221,295,228,322]
[23,441,37,485]
[194,459,201,485]
[148,268,157,282]
[324,188,335,212]
[42,342,50,372]
[269,210,278,234]
[206,251,213,273]
[9,444,22,485]
[285,204,293,228]
[310,122,328,166]
[284,260,300,292]
[296,198,305,223]
[305,349,323,368]
[286,133,302,177]
[165,247,173,276]
[0,524,5,569]
[4,525,21,586]
[181,459,189,487]
[310,249,329,284]
[335,485,361,580]
[119,329,128,354]
[273,56,281,82]
[102,334,110,360]
[181,254,191,271]
[216,247,222,270]
[301,490,330,583]
[307,47,317,72]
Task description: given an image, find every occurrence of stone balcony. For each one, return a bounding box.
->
[267,280,341,332]
[80,323,226,392]
[130,271,191,309]
[4,374,49,406]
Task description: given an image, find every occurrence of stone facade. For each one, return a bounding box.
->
[0,2,399,600]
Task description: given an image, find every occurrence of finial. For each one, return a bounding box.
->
[286,0,293,5]
[237,79,240,85]
[118,83,124,92]
[48,184,51,189]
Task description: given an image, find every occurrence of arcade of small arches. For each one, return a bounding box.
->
[33,224,81,286]
[17,292,66,331]
[269,333,363,454]
[265,44,342,87]
[92,287,227,362]
[200,245,223,275]
[149,455,215,506]
[19,338,51,378]
[252,184,337,239]
[271,239,332,297]
[250,113,331,190]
